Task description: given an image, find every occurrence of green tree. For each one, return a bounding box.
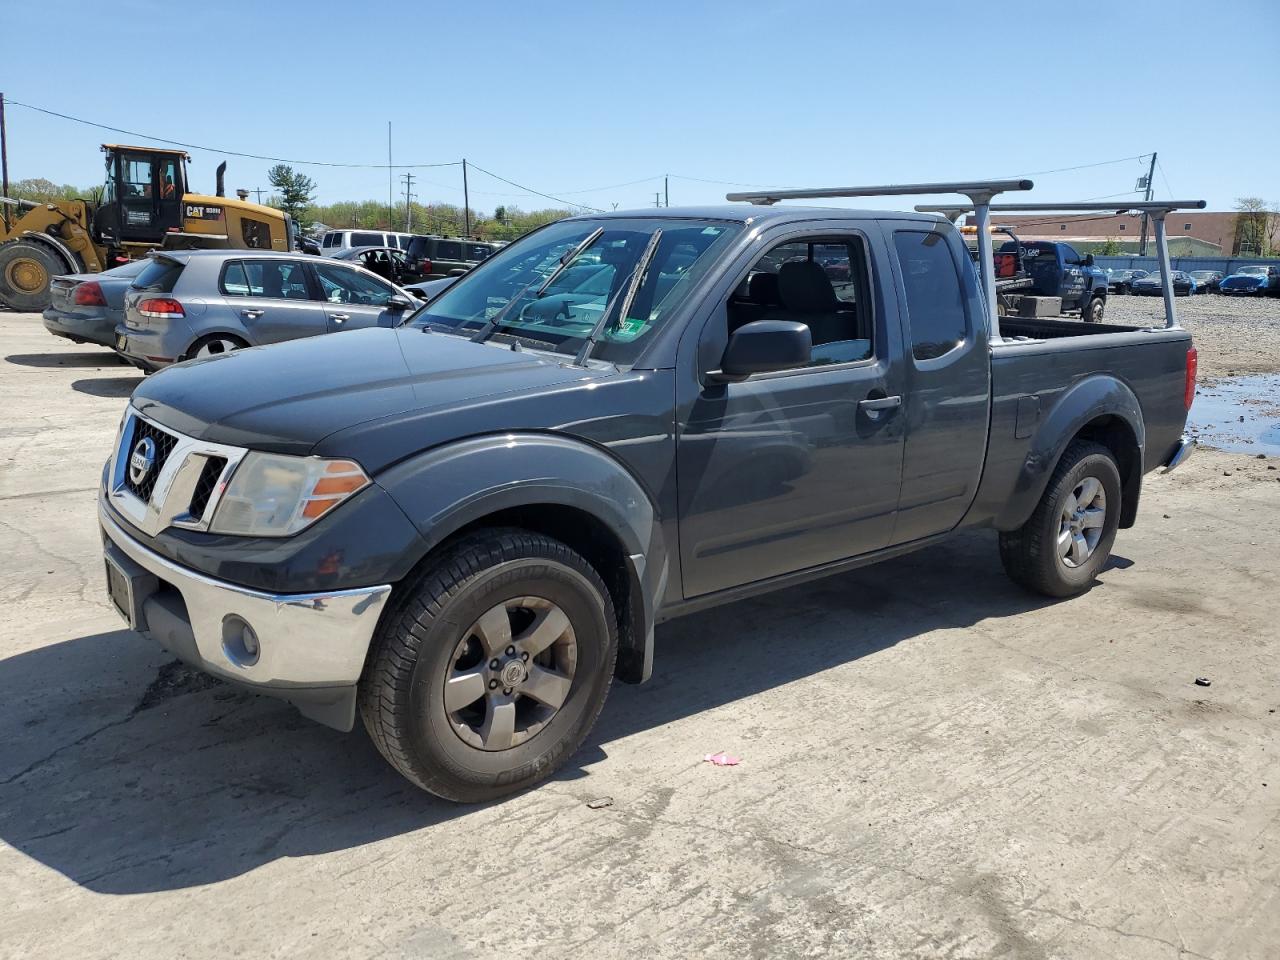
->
[1234,197,1273,256]
[1099,236,1123,255]
[267,164,317,227]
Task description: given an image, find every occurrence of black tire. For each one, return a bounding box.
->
[999,440,1122,598]
[182,333,249,361]
[359,528,618,802]
[0,241,67,312]
[1081,295,1105,323]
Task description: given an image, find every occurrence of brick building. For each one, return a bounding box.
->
[962,211,1270,255]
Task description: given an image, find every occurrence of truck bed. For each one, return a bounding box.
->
[964,320,1193,530]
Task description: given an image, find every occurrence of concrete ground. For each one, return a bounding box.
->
[1,311,1277,960]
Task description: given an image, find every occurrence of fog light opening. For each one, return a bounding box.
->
[221,615,261,666]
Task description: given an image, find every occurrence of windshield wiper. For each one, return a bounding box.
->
[573,229,662,366]
[469,227,605,344]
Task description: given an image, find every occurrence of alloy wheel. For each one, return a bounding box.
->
[1058,476,1107,568]
[445,596,578,751]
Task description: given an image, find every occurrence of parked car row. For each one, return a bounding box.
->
[1105,264,1280,296]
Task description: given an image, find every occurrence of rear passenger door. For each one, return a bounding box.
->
[219,259,328,345]
[309,261,404,332]
[886,227,990,544]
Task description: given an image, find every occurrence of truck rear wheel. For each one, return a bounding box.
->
[0,241,65,312]
[359,528,618,802]
[998,440,1121,597]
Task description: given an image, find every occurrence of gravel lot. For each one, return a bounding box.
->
[1,310,1278,959]
[1105,293,1280,382]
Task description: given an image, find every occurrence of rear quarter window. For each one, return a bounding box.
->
[132,258,183,293]
[352,231,384,247]
[893,231,968,362]
[436,241,463,260]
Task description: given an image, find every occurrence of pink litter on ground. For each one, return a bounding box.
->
[703,752,741,766]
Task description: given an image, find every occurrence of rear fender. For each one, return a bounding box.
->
[995,375,1145,531]
[375,433,667,682]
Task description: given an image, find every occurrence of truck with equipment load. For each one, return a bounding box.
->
[96,178,1201,801]
[0,144,291,311]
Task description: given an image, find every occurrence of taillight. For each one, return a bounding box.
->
[419,258,432,274]
[1184,346,1198,411]
[137,297,185,320]
[72,281,107,306]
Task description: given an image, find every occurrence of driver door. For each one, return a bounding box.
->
[309,261,403,331]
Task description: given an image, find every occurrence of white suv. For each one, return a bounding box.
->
[319,230,416,256]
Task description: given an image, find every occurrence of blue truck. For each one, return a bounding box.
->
[996,238,1109,322]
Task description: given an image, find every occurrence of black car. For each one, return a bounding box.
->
[404,235,498,279]
[1131,270,1195,296]
[1188,270,1223,294]
[1107,269,1148,294]
[332,245,426,287]
[295,235,322,256]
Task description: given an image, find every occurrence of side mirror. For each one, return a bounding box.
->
[387,295,413,310]
[709,320,812,383]
[1083,253,1095,266]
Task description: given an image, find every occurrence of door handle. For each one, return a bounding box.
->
[331,313,350,323]
[859,395,902,412]
[241,309,264,319]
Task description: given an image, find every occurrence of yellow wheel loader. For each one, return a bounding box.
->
[0,144,294,311]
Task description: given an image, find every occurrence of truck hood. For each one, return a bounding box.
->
[130,327,607,455]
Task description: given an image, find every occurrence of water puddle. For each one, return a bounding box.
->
[1187,374,1280,455]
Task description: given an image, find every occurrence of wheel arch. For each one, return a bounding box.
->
[375,433,669,684]
[996,376,1145,531]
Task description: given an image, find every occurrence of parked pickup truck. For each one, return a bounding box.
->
[99,184,1197,801]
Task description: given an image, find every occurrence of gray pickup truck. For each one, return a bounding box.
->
[99,180,1199,801]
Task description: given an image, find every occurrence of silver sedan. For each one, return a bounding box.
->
[115,250,420,372]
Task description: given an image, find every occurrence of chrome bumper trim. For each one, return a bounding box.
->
[1162,435,1195,473]
[100,501,391,687]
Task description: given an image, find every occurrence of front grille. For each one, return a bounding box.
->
[123,418,179,503]
[188,456,227,519]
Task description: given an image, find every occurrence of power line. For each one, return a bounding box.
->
[5,98,461,169]
[1155,157,1175,199]
[466,161,605,213]
[1005,154,1151,178]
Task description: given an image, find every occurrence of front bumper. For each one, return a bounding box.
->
[100,502,392,730]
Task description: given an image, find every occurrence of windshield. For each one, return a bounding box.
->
[407,217,740,364]
[1237,266,1267,276]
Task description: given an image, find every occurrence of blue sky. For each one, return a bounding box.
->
[4,0,1277,214]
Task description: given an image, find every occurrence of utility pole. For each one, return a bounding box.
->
[1138,151,1157,256]
[461,159,471,238]
[0,92,10,232]
[664,174,669,208]
[401,172,416,232]
[252,187,267,204]
[387,122,394,230]
[654,192,662,208]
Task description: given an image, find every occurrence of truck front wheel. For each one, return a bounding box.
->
[359,528,618,801]
[0,240,65,312]
[998,441,1121,597]
[1082,295,1105,323]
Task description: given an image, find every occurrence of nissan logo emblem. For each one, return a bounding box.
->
[128,436,156,485]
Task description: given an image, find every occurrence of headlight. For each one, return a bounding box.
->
[209,452,369,537]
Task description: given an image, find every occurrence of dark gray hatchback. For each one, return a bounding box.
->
[98,196,1196,802]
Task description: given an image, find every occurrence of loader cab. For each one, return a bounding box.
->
[95,145,190,246]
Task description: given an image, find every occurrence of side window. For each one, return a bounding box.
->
[893,231,968,362]
[321,233,337,249]
[725,236,873,366]
[469,244,492,261]
[241,217,272,249]
[159,159,178,199]
[1061,244,1082,264]
[221,260,312,299]
[351,231,383,247]
[313,263,395,306]
[436,241,463,260]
